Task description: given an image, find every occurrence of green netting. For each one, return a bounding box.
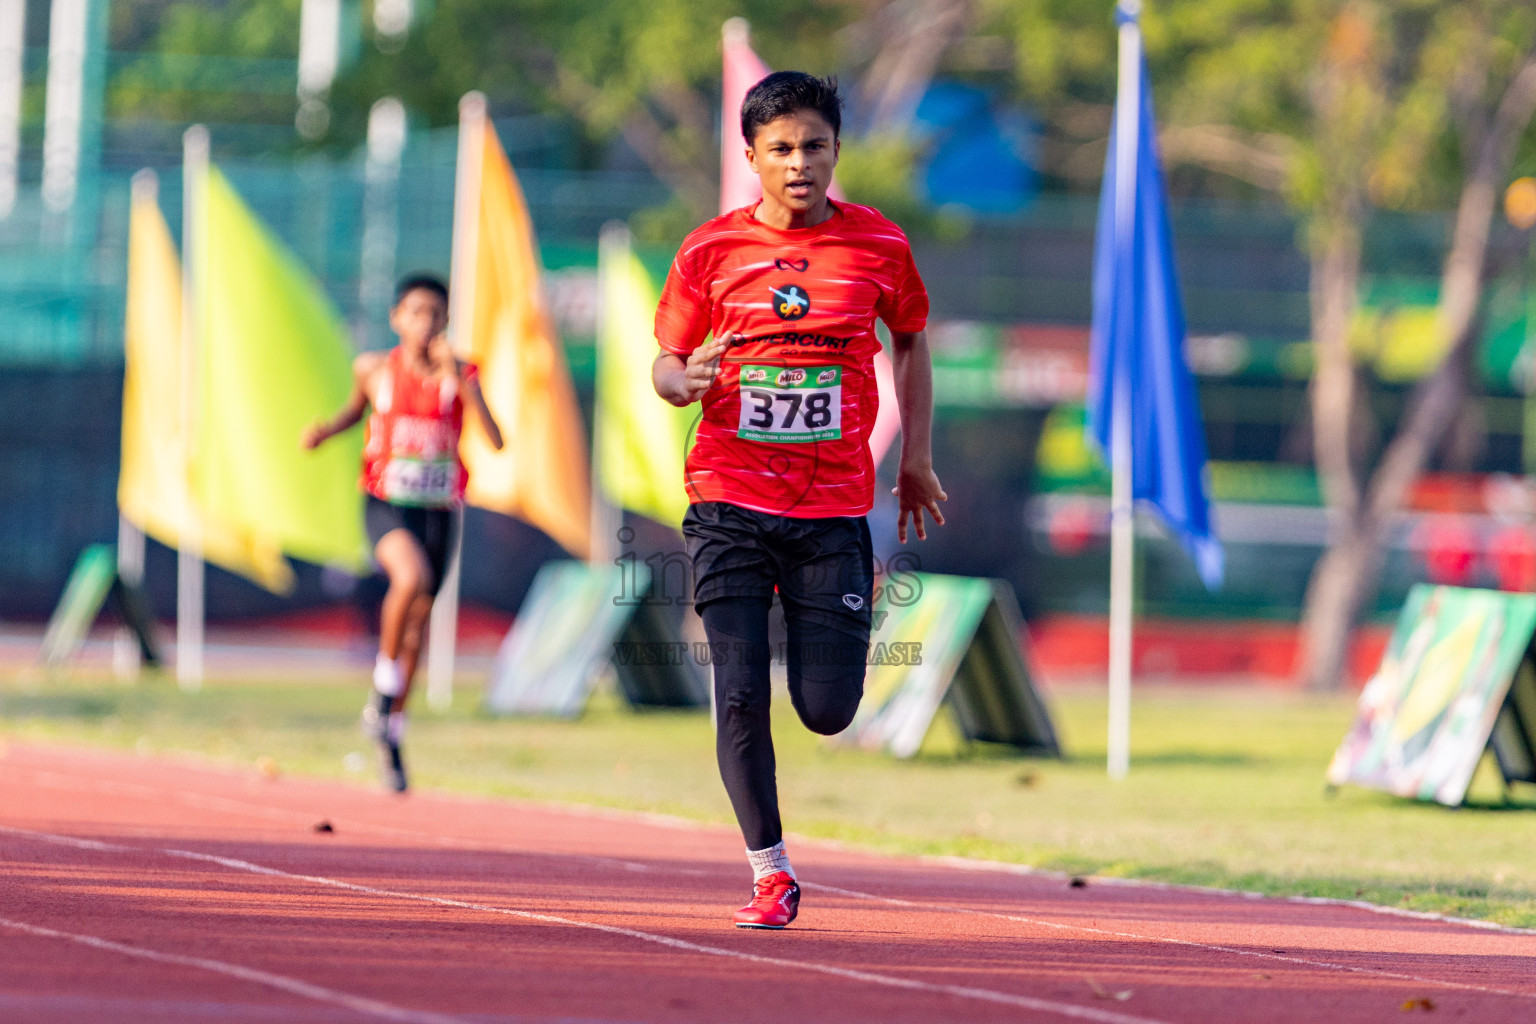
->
[0,117,1492,378]
[0,121,671,366]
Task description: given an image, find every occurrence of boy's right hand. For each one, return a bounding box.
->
[679,336,731,404]
[301,423,327,450]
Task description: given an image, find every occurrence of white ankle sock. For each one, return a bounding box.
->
[746,842,794,881]
[373,653,404,697]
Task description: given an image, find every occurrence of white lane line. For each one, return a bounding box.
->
[805,881,1536,1001]
[22,755,1536,939]
[0,825,1175,1024]
[11,771,1536,1001]
[0,915,460,1024]
[21,769,690,877]
[13,817,1521,1004]
[161,847,1176,1024]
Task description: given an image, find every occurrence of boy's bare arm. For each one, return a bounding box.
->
[462,372,503,449]
[889,329,947,543]
[653,336,729,407]
[302,353,380,449]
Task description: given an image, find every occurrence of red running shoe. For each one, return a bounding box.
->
[733,871,800,929]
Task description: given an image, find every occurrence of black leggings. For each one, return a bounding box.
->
[702,596,868,851]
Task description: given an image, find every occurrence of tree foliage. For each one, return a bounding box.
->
[108,1,1001,217]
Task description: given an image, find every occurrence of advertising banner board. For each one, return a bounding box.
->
[484,560,708,717]
[838,573,1060,759]
[1328,585,1536,805]
[40,544,162,670]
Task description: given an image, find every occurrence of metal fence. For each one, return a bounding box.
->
[0,111,1478,372]
[0,119,673,367]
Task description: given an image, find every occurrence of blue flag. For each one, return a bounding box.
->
[1086,36,1223,589]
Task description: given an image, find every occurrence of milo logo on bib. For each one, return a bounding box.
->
[737,364,842,444]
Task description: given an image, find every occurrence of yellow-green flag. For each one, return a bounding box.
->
[194,167,369,572]
[118,178,292,592]
[596,229,693,527]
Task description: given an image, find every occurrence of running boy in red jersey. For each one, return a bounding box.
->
[653,72,946,928]
[303,274,502,792]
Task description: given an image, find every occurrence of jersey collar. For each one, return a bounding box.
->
[742,198,844,239]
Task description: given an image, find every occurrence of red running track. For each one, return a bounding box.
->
[0,742,1532,1023]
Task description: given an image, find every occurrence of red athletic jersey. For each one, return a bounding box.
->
[654,201,928,518]
[361,347,478,508]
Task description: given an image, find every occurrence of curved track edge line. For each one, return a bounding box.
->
[0,914,461,1024]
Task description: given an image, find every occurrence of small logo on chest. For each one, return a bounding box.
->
[771,284,810,321]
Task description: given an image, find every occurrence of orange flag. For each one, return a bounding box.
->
[453,106,591,558]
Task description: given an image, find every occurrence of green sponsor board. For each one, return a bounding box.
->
[839,573,1060,759]
[484,560,708,717]
[1328,585,1536,805]
[40,544,162,671]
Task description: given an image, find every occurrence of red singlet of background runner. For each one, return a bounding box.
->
[360,347,478,507]
[654,201,928,518]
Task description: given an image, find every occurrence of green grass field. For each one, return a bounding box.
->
[4,670,1536,927]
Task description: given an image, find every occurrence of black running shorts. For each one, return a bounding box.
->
[365,495,454,595]
[682,501,874,640]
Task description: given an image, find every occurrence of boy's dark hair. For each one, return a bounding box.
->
[740,71,841,145]
[393,272,448,306]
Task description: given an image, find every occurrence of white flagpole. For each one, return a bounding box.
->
[0,0,24,219]
[425,92,486,710]
[177,126,209,692]
[358,96,406,348]
[590,222,627,567]
[295,0,340,138]
[1106,2,1141,781]
[40,0,87,217]
[116,168,158,681]
[114,513,145,679]
[425,511,462,711]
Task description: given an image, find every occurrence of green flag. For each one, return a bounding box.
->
[596,229,694,527]
[195,167,369,573]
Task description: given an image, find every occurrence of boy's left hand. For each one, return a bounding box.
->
[893,461,947,543]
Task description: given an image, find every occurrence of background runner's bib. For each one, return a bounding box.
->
[737,364,842,443]
[379,454,457,506]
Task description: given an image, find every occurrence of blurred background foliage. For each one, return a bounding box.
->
[16,0,1536,654]
[88,0,1536,224]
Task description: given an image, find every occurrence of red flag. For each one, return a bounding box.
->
[720,18,845,215]
[720,18,773,215]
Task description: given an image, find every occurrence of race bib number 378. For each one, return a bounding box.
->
[737,364,842,444]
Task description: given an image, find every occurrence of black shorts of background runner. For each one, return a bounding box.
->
[365,495,454,596]
[683,502,874,851]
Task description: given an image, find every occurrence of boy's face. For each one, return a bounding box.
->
[746,109,839,214]
[390,287,448,352]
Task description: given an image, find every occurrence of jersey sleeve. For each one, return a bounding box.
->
[654,249,713,357]
[875,245,929,334]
